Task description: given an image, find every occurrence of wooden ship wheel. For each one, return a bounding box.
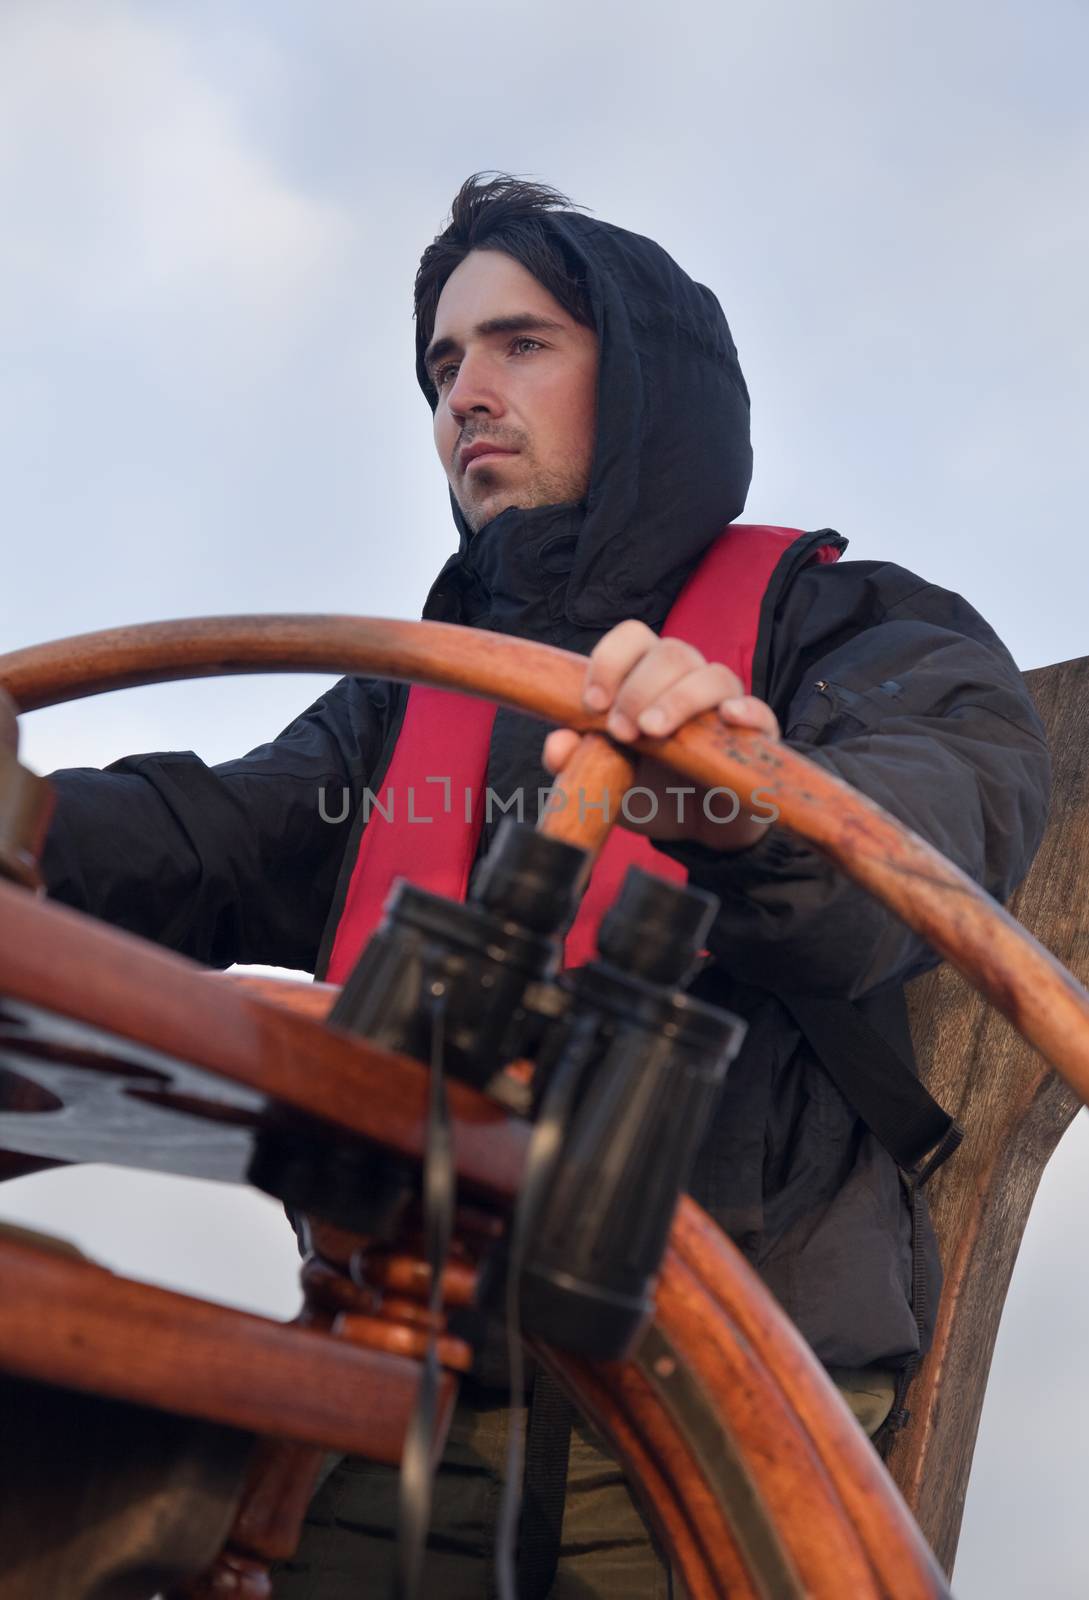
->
[1,616,1087,1600]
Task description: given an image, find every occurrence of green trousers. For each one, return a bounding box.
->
[272,1371,895,1599]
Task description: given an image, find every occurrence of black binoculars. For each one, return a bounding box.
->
[257,818,746,1361]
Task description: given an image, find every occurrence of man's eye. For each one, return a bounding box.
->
[433,338,540,390]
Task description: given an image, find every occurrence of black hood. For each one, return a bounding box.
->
[418,214,752,644]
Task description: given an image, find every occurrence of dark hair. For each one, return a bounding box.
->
[414,173,594,395]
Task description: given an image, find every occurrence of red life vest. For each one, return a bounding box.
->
[325,524,842,984]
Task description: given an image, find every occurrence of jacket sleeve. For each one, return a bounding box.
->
[41,675,396,972]
[659,562,1052,1000]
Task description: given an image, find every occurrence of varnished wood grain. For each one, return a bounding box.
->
[540,1350,757,1600]
[885,656,1089,1571]
[670,1200,949,1598]
[200,1438,331,1573]
[332,1311,474,1371]
[0,1231,456,1463]
[541,1202,951,1599]
[652,1252,882,1596]
[537,730,635,857]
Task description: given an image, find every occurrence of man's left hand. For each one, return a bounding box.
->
[542,620,780,850]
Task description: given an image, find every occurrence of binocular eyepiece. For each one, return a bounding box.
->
[328,820,588,1099]
[511,864,745,1358]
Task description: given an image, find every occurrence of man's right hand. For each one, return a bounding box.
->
[542,619,780,851]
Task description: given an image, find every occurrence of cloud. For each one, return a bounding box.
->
[0,1,368,646]
[0,2,351,355]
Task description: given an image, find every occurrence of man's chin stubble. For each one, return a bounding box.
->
[457,472,588,535]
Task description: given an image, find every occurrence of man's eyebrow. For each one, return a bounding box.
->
[423,314,568,376]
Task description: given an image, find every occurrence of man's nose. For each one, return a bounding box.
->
[446,352,504,421]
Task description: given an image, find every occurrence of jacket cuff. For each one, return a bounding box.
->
[652,823,808,883]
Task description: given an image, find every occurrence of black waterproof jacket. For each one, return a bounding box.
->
[42,214,1051,1372]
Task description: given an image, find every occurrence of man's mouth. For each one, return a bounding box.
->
[460,441,518,473]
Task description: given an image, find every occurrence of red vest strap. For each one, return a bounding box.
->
[326,525,841,981]
[559,525,837,966]
[325,688,496,983]
[664,522,839,680]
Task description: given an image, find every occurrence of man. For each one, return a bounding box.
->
[41,174,1050,1596]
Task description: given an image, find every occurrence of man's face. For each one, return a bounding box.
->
[426,249,599,535]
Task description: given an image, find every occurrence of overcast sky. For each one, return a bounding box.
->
[1,2,1087,1594]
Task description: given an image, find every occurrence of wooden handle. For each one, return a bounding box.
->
[538,731,635,857]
